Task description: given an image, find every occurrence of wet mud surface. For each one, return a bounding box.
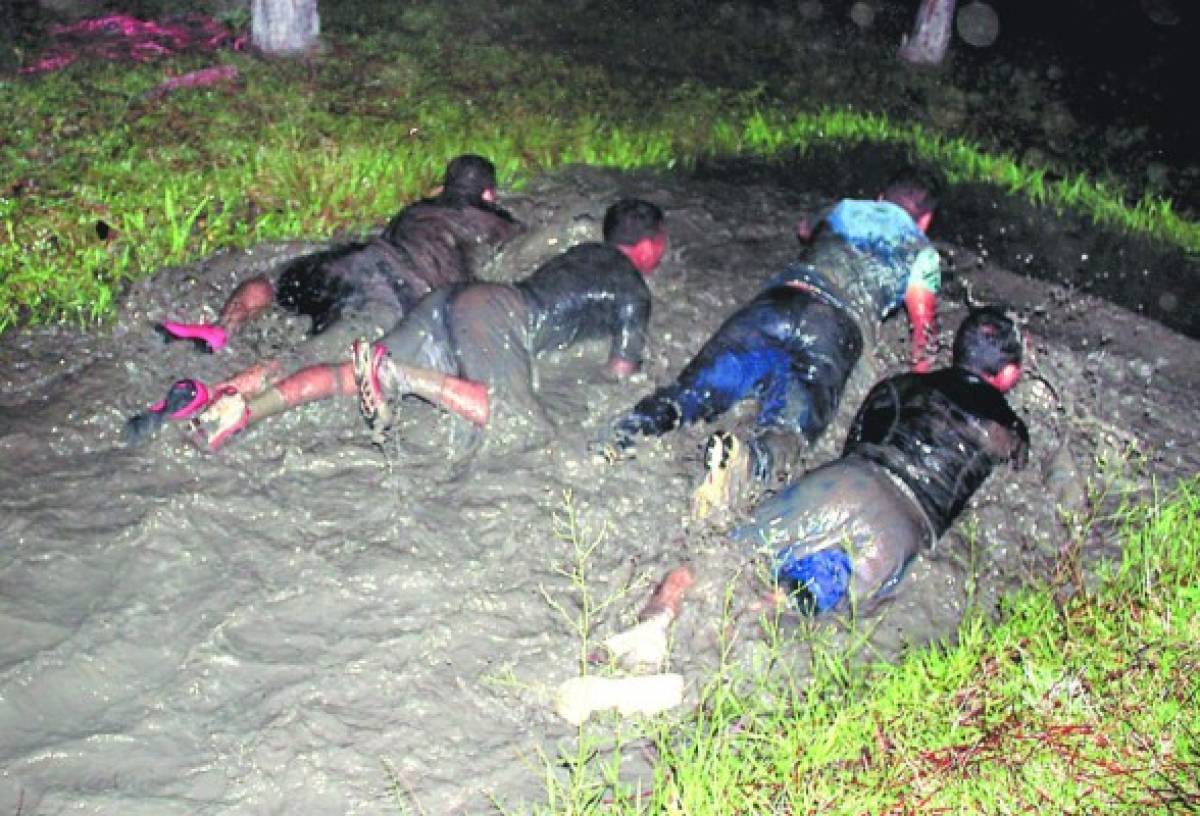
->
[695,143,1200,339]
[2,164,1198,814]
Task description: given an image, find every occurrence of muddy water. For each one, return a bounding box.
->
[2,165,1197,814]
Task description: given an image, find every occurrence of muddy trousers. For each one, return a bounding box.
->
[275,239,429,336]
[226,285,477,437]
[731,455,937,613]
[377,283,546,424]
[613,298,862,480]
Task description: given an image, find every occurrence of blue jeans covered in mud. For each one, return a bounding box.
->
[612,284,863,478]
[731,454,936,614]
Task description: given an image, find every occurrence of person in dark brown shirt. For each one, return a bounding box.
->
[125,154,521,446]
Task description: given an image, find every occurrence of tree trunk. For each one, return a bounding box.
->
[251,0,319,55]
[898,0,955,65]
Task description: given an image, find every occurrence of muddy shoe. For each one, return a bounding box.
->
[691,431,753,522]
[154,321,228,353]
[352,338,395,444]
[123,378,212,446]
[188,387,249,451]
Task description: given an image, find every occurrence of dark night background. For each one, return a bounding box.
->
[2,0,1195,208]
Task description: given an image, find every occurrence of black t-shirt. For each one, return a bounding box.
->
[516,242,651,367]
[845,367,1030,536]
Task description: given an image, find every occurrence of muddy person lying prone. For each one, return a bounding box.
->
[605,169,942,521]
[736,306,1029,615]
[124,154,522,449]
[182,198,667,451]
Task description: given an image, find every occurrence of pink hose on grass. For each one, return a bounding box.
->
[20,13,246,75]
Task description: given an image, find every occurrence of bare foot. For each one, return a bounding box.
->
[639,566,696,621]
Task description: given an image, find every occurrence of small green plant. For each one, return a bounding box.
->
[539,489,643,673]
[531,479,1200,814]
[525,490,661,813]
[380,757,425,816]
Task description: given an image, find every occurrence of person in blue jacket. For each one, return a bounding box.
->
[605,170,943,519]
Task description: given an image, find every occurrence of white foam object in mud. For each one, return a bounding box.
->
[602,611,672,669]
[555,674,684,726]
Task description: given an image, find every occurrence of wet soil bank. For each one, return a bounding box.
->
[695,143,1200,338]
[1,164,1198,814]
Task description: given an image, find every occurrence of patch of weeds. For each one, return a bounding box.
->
[380,757,426,816]
[539,489,645,673]
[532,480,1200,813]
[498,490,670,813]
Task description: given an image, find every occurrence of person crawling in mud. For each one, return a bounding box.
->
[184,198,667,451]
[733,306,1029,616]
[604,170,942,520]
[124,153,522,445]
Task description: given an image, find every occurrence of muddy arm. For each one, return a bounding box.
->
[606,289,652,378]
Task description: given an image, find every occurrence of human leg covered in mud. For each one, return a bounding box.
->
[184,286,493,451]
[185,340,489,451]
[605,290,862,519]
[124,297,397,448]
[182,272,598,451]
[731,456,935,614]
[353,283,534,446]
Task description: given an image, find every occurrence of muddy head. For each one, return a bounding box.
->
[604,198,667,276]
[953,305,1024,392]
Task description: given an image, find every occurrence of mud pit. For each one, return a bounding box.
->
[1,164,1197,814]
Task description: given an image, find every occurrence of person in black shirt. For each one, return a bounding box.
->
[189,199,667,450]
[732,306,1029,615]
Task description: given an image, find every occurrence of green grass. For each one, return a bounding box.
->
[530,479,1199,814]
[2,12,1197,333]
